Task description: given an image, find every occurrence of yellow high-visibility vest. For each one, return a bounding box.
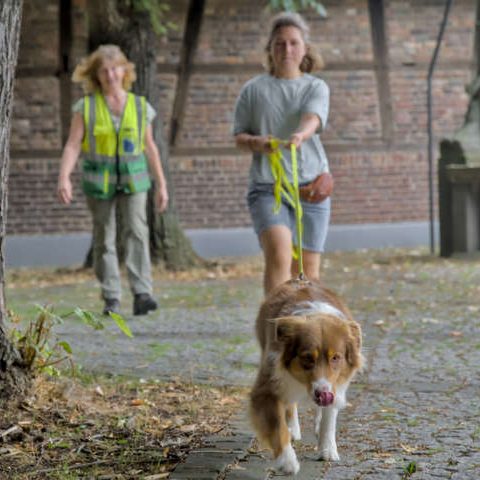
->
[81,92,151,198]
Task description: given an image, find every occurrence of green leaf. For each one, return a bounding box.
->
[313,3,328,18]
[58,341,73,354]
[34,304,64,325]
[74,308,105,331]
[404,461,417,475]
[109,312,133,338]
[268,0,327,16]
[44,365,61,377]
[270,0,280,9]
[284,0,297,12]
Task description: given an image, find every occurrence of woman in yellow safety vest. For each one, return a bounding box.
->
[57,45,168,316]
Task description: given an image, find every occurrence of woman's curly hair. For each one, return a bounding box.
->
[72,45,136,94]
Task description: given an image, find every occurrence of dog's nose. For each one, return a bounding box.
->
[314,389,334,406]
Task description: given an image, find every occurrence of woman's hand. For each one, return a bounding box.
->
[57,113,84,205]
[287,113,321,149]
[155,184,169,213]
[144,124,169,213]
[57,176,73,204]
[235,133,275,154]
[287,132,305,149]
[249,135,275,154]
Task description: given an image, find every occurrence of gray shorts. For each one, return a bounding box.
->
[247,183,331,253]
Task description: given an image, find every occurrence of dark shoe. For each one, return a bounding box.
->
[103,298,121,316]
[133,294,158,316]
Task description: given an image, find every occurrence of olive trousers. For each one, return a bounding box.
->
[87,192,152,301]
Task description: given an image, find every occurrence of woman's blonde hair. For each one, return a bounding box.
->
[265,12,324,75]
[72,45,136,94]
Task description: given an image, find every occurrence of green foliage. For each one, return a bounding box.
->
[402,461,417,478]
[268,0,327,17]
[121,0,177,35]
[8,305,133,377]
[108,311,134,338]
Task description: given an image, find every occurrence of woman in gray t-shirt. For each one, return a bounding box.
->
[233,12,332,294]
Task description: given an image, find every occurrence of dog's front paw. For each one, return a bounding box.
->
[317,443,340,461]
[275,444,300,475]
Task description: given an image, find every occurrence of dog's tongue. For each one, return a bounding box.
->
[316,391,334,406]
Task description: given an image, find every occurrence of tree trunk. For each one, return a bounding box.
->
[85,0,201,270]
[0,0,32,404]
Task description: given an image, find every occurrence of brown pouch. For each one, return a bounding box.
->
[299,172,334,203]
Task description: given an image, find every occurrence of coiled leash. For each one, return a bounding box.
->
[268,139,305,279]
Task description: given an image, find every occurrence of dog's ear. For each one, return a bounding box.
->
[275,317,294,342]
[273,316,306,342]
[346,320,363,369]
[273,317,306,368]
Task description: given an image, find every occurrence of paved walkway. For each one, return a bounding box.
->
[7,250,480,478]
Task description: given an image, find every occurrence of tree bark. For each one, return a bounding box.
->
[85,0,201,270]
[0,0,32,404]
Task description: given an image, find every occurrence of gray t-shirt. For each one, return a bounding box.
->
[73,96,156,131]
[233,73,330,185]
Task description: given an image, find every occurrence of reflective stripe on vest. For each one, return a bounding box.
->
[81,92,151,199]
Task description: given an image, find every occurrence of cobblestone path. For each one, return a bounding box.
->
[7,250,480,478]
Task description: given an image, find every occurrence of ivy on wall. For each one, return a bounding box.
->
[267,0,327,17]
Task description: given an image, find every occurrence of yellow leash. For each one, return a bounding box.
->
[268,139,304,278]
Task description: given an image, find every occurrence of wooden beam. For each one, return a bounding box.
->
[474,0,480,76]
[8,139,437,160]
[368,0,394,146]
[169,0,206,147]
[15,58,472,78]
[154,59,473,76]
[59,0,72,145]
[170,142,429,157]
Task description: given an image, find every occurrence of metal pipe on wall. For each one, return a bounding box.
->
[427,0,453,254]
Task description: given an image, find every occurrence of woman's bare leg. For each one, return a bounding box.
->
[260,225,293,294]
[291,249,321,281]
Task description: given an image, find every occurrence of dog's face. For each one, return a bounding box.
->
[273,315,362,407]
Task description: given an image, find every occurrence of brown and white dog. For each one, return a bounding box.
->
[250,279,363,475]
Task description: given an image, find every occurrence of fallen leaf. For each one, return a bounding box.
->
[94,386,104,397]
[17,420,32,427]
[180,424,196,433]
[400,443,417,453]
[449,331,463,338]
[421,317,440,324]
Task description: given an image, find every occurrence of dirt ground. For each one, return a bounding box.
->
[0,376,246,479]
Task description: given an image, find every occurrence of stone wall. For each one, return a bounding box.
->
[8,0,475,235]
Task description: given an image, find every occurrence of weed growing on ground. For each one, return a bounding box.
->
[7,305,132,377]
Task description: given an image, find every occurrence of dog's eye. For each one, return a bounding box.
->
[300,354,315,369]
[330,354,341,363]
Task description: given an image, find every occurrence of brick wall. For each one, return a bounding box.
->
[7,0,475,235]
[330,150,429,224]
[7,158,89,234]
